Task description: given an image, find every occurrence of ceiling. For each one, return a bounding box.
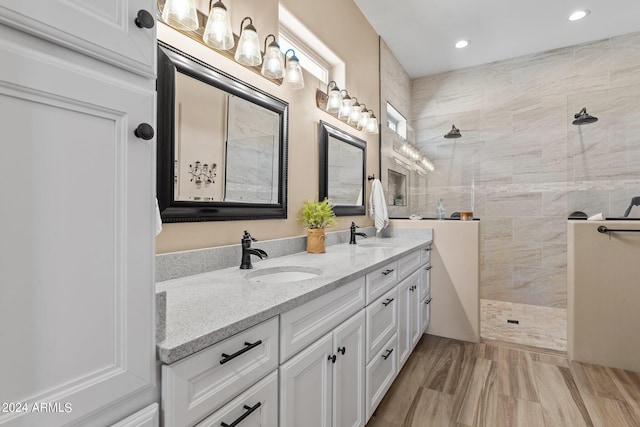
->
[353,0,640,78]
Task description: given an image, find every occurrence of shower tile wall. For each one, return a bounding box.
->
[409,31,640,350]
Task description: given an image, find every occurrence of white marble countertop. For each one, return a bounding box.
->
[156,236,432,364]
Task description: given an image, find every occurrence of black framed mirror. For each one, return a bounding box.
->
[157,41,289,222]
[318,121,367,216]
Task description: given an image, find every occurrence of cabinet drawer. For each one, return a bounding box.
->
[421,296,432,333]
[195,370,278,427]
[420,246,432,265]
[365,261,398,304]
[162,317,279,427]
[397,251,421,281]
[366,287,398,363]
[365,333,398,422]
[280,277,366,363]
[421,263,431,301]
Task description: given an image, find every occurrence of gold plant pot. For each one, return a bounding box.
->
[307,228,326,253]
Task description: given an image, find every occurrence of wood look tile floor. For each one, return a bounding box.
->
[367,335,640,427]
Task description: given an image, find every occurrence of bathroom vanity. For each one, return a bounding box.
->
[156,235,432,427]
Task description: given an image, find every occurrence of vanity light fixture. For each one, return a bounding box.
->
[347,98,362,126]
[325,81,342,113]
[162,0,199,31]
[202,0,234,50]
[235,17,262,66]
[366,111,379,134]
[261,34,285,79]
[337,90,353,120]
[455,40,470,49]
[357,105,371,131]
[283,49,305,89]
[568,10,590,21]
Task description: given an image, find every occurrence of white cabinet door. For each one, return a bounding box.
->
[280,333,333,427]
[0,0,156,76]
[333,311,365,427]
[112,404,159,427]
[365,334,398,422]
[397,270,421,367]
[365,287,398,363]
[0,26,155,427]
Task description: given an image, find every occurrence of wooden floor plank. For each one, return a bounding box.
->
[367,335,640,427]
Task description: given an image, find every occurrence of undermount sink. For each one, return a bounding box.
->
[357,242,394,248]
[245,266,323,283]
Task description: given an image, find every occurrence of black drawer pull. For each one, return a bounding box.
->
[337,346,346,355]
[425,297,432,305]
[382,298,394,306]
[381,269,395,276]
[410,285,416,292]
[220,402,262,427]
[424,266,432,271]
[382,348,394,360]
[220,340,262,364]
[424,248,431,252]
[328,354,337,363]
[134,9,155,29]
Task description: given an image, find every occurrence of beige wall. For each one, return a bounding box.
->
[391,220,480,343]
[156,0,380,254]
[568,220,640,371]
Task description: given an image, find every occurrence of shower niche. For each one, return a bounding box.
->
[388,169,406,206]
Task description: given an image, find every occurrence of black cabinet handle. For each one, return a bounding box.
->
[220,402,262,427]
[424,248,431,252]
[381,269,395,276]
[135,9,155,29]
[424,266,432,271]
[425,298,432,305]
[220,340,262,364]
[328,354,337,363]
[382,298,394,306]
[410,285,416,292]
[134,123,154,140]
[337,346,346,355]
[382,348,394,360]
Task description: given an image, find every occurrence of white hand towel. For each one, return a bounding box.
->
[155,197,163,236]
[369,179,389,233]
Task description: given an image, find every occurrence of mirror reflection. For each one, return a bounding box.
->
[157,42,289,222]
[319,121,366,216]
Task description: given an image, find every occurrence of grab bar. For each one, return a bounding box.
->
[597,226,640,234]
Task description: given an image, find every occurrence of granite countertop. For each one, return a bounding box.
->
[156,236,432,364]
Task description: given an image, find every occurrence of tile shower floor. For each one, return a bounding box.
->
[367,335,640,427]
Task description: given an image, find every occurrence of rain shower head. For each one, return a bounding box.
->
[444,124,462,139]
[623,196,640,217]
[572,107,598,125]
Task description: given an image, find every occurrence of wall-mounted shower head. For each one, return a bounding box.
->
[623,196,640,217]
[444,124,462,139]
[572,107,598,125]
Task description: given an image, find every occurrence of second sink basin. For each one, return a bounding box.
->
[245,266,323,283]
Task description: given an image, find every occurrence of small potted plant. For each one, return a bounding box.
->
[298,198,336,253]
[395,193,404,206]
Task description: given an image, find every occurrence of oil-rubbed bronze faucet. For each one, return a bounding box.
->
[350,222,368,244]
[240,231,268,269]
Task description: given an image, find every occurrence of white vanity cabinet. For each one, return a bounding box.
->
[162,318,279,427]
[0,0,157,425]
[397,269,422,368]
[0,0,156,76]
[280,311,366,427]
[365,333,398,421]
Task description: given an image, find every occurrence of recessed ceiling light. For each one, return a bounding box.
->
[455,40,470,49]
[568,10,590,21]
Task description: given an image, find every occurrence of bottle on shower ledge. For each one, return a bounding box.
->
[437,198,445,220]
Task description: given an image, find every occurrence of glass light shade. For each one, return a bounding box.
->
[203,2,234,50]
[261,44,285,79]
[348,103,362,125]
[326,87,342,113]
[366,114,378,134]
[284,57,304,89]
[357,109,371,130]
[338,97,353,120]
[162,0,199,31]
[235,25,262,66]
